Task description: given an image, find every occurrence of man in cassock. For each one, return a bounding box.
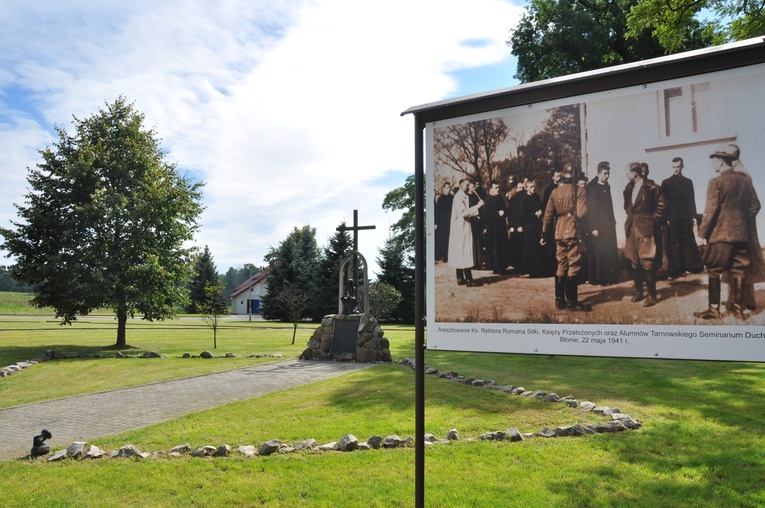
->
[434,181,453,262]
[585,161,620,285]
[517,179,546,277]
[660,157,702,278]
[483,181,509,274]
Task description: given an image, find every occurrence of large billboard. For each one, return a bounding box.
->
[424,45,765,361]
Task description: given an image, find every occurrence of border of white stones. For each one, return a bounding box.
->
[0,350,284,380]
[395,357,643,437]
[31,357,641,463]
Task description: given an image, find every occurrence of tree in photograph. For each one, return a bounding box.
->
[311,224,353,320]
[198,282,228,349]
[277,283,309,344]
[187,245,220,313]
[503,105,582,183]
[260,225,318,321]
[508,0,714,83]
[434,118,509,187]
[0,97,204,348]
[368,281,402,321]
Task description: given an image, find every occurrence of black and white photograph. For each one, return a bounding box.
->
[427,62,765,359]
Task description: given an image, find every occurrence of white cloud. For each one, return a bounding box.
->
[0,0,523,276]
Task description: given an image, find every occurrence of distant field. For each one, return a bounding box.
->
[0,291,50,314]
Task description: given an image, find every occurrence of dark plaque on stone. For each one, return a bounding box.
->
[331,318,359,356]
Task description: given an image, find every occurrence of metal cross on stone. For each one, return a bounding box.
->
[336,209,376,284]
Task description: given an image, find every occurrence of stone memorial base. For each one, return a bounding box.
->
[300,314,391,363]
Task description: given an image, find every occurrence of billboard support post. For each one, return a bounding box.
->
[414,112,426,508]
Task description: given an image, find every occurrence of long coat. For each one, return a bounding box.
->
[623,179,667,268]
[585,179,619,284]
[699,168,760,244]
[483,193,508,273]
[660,174,702,275]
[448,188,483,269]
[434,192,453,262]
[517,191,545,276]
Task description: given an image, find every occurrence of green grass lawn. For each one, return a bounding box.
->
[1,314,764,507]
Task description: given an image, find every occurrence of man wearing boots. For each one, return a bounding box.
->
[623,162,667,307]
[541,164,589,311]
[695,145,761,319]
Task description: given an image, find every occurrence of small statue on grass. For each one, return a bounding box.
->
[30,429,52,457]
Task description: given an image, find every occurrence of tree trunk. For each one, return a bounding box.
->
[292,323,297,345]
[116,308,127,348]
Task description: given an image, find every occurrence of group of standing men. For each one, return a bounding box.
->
[437,143,761,319]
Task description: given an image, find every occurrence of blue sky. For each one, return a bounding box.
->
[0,0,523,276]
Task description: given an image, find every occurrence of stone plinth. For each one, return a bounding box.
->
[300,314,391,363]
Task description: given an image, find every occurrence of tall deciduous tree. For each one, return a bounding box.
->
[261,225,318,321]
[187,245,219,313]
[627,0,763,52]
[0,97,204,347]
[382,174,417,256]
[508,0,714,83]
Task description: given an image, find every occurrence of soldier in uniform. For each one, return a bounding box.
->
[541,164,589,311]
[695,145,761,319]
[624,162,667,307]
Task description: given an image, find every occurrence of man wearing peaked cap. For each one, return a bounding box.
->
[542,163,590,311]
[623,162,667,307]
[695,144,760,319]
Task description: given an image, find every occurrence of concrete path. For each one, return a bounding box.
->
[0,359,373,460]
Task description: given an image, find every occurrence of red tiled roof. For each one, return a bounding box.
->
[230,269,267,298]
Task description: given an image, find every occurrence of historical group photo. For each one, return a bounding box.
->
[429,67,765,326]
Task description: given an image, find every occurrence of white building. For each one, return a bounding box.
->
[229,269,267,315]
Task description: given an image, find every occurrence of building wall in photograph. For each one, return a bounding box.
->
[581,65,765,246]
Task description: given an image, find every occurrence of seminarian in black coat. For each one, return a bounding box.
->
[585,162,619,285]
[660,158,702,278]
[434,182,453,262]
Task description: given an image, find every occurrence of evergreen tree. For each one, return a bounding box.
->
[376,236,415,323]
[260,225,318,321]
[311,224,353,320]
[187,245,220,313]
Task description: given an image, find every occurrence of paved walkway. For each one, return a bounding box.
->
[0,359,374,460]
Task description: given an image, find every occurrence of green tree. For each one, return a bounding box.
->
[376,236,415,323]
[221,263,258,299]
[627,0,763,52]
[187,245,219,313]
[276,282,310,344]
[199,282,228,349]
[368,280,402,321]
[311,224,353,320]
[508,0,714,83]
[261,225,318,321]
[382,174,416,256]
[0,97,204,347]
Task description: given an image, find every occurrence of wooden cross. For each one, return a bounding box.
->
[336,209,376,283]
